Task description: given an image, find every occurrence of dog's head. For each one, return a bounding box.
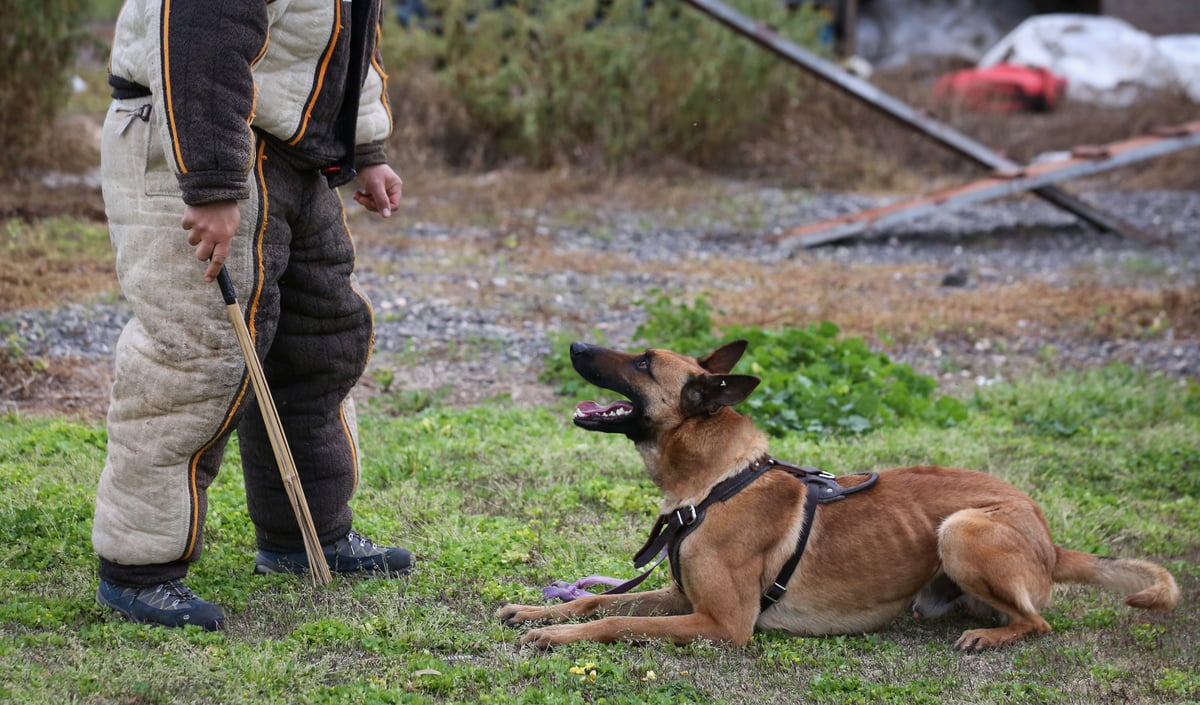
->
[569,340,760,443]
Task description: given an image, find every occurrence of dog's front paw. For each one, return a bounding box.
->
[497,603,550,628]
[518,627,555,650]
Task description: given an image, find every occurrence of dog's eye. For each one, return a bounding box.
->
[634,355,650,371]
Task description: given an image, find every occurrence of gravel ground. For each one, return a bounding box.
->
[3,187,1198,414]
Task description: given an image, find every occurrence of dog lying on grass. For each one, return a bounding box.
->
[498,340,1179,650]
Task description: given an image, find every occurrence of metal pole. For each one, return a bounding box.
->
[777,122,1200,247]
[678,0,1139,237]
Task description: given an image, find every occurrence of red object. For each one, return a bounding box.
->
[934,64,1068,113]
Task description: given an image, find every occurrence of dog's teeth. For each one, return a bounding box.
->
[575,403,632,420]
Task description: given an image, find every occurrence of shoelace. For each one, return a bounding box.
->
[157,579,198,607]
[343,530,378,556]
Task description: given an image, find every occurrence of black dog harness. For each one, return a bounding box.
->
[613,455,878,614]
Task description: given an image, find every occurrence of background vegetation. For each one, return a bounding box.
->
[380,0,824,169]
[0,0,89,168]
[5,0,1197,190]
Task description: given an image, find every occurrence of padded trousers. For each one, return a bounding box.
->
[93,97,374,586]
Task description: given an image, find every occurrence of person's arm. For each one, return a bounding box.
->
[154,1,269,280]
[159,0,268,204]
[351,5,402,219]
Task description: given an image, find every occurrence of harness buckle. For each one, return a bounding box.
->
[675,506,698,526]
[763,582,787,604]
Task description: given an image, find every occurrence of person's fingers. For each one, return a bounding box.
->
[367,182,391,217]
[203,245,228,282]
[353,190,377,211]
[386,177,403,211]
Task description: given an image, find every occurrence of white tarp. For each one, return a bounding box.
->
[979,14,1200,107]
[855,0,1037,69]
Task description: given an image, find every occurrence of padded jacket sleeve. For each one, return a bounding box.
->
[157,1,269,205]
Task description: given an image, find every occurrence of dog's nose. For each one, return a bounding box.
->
[569,342,591,359]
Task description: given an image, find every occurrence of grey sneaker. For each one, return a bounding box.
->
[254,529,413,577]
[97,578,225,631]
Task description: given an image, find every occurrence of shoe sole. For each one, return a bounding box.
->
[96,595,226,631]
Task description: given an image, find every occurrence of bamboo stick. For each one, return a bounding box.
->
[217,267,332,586]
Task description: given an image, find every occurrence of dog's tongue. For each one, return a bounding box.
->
[575,400,625,416]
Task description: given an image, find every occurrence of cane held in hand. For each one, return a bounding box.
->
[217,267,333,586]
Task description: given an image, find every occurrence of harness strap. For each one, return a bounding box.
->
[585,456,878,608]
[631,454,773,569]
[760,489,821,611]
[760,464,879,613]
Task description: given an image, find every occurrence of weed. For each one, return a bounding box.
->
[542,292,968,438]
[0,1,90,171]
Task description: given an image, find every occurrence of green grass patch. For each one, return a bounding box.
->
[1,367,1197,704]
[3,217,112,263]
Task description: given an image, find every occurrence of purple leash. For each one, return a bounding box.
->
[543,551,667,602]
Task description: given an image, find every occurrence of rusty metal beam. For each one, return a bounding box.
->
[678,0,1139,237]
[773,121,1200,248]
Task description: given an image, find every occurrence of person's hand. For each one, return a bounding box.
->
[352,163,403,217]
[183,200,241,282]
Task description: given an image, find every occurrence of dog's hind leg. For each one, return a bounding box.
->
[937,505,1056,651]
[912,573,964,620]
[913,573,1006,623]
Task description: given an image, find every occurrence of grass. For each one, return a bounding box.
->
[0,217,117,312]
[1,366,1197,704]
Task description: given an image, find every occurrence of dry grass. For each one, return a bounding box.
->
[395,238,1200,346]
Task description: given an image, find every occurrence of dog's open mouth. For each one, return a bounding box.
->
[573,400,636,432]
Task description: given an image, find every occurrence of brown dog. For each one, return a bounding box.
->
[497,340,1180,650]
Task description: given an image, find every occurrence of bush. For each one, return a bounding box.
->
[0,1,89,169]
[381,0,826,169]
[543,293,967,439]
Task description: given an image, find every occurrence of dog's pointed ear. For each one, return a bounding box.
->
[697,339,749,374]
[683,373,760,415]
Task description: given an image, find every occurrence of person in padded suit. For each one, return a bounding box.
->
[94,0,412,631]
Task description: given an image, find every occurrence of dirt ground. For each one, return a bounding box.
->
[2,62,1198,420]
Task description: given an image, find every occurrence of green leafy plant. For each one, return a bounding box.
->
[726,320,968,438]
[538,325,611,398]
[544,292,967,439]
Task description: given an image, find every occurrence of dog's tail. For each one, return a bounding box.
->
[1052,547,1180,611]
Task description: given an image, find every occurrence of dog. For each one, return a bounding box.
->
[497,340,1179,650]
